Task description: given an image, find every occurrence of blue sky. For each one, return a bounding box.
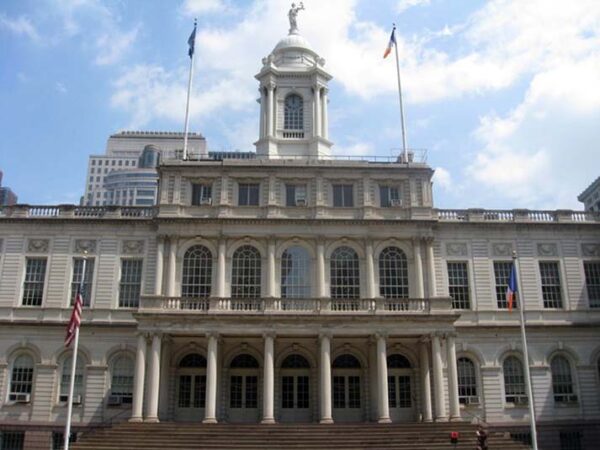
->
[1,0,599,209]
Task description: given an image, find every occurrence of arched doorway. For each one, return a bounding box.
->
[279,354,311,422]
[387,354,416,422]
[175,353,207,421]
[228,353,260,423]
[332,354,363,422]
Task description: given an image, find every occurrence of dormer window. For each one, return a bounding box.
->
[284,94,303,138]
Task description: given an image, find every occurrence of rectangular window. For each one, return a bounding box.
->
[447,262,470,309]
[397,375,411,408]
[118,259,142,308]
[281,376,294,409]
[297,375,309,408]
[230,375,242,408]
[559,431,582,450]
[192,184,212,205]
[584,261,600,308]
[286,184,307,206]
[494,261,513,309]
[70,258,94,307]
[333,184,354,207]
[245,375,258,408]
[540,261,563,308]
[379,185,400,207]
[387,375,397,408]
[333,376,345,408]
[1,431,25,450]
[238,183,260,206]
[348,376,361,408]
[22,258,47,306]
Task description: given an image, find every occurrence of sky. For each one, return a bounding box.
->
[1,0,599,209]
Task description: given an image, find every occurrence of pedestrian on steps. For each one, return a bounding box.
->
[476,425,488,450]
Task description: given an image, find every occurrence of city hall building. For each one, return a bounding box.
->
[1,22,599,450]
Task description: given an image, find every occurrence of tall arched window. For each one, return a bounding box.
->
[457,357,478,404]
[231,246,261,298]
[111,355,134,404]
[379,247,409,298]
[284,94,303,130]
[182,245,213,298]
[330,246,360,299]
[9,354,34,401]
[551,356,577,403]
[503,356,527,404]
[387,354,412,409]
[281,246,311,298]
[59,355,85,402]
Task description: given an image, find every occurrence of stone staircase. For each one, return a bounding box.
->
[71,422,531,450]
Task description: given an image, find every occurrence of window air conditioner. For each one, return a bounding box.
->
[72,395,82,405]
[390,198,402,207]
[463,396,479,405]
[107,395,122,406]
[14,393,31,403]
[295,198,307,207]
[200,197,212,206]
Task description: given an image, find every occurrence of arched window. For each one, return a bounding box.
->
[284,94,303,130]
[9,354,34,401]
[281,246,311,298]
[59,355,85,402]
[111,355,134,404]
[182,245,212,298]
[387,354,412,409]
[231,246,261,298]
[332,354,361,369]
[387,354,411,369]
[179,353,207,368]
[457,357,478,404]
[281,354,310,369]
[330,247,360,299]
[230,354,259,368]
[379,247,409,298]
[551,356,577,403]
[503,356,527,404]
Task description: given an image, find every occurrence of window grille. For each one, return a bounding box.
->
[540,261,563,308]
[559,431,582,450]
[59,355,84,402]
[387,354,411,369]
[332,184,354,207]
[348,376,361,408]
[285,184,307,206]
[494,261,514,309]
[281,354,310,369]
[551,356,577,403]
[457,357,478,404]
[182,246,213,298]
[118,259,142,308]
[238,183,259,206]
[230,354,259,368]
[71,258,94,306]
[379,185,400,207]
[330,247,360,299]
[245,376,258,408]
[9,354,34,401]
[22,258,47,306]
[379,247,409,299]
[191,184,212,205]
[333,376,345,408]
[333,354,361,369]
[584,261,600,308]
[281,376,294,409]
[296,375,309,408]
[230,375,243,408]
[231,246,261,298]
[281,246,311,298]
[447,262,470,309]
[179,353,207,368]
[111,356,134,404]
[284,94,303,130]
[0,431,25,450]
[503,356,527,404]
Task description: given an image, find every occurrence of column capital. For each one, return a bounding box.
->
[374,332,388,340]
[205,331,220,340]
[262,331,276,340]
[419,336,431,344]
[267,81,276,91]
[318,331,332,340]
[444,332,458,340]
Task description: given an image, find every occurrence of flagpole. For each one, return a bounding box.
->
[513,252,539,450]
[64,256,87,450]
[182,19,197,161]
[392,24,409,163]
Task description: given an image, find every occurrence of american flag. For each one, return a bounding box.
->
[65,289,83,347]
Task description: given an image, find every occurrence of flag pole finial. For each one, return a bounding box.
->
[512,250,517,260]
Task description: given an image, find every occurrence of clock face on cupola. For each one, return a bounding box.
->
[254,4,333,159]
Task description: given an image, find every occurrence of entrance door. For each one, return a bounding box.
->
[228,354,260,423]
[175,353,207,421]
[280,354,311,422]
[387,354,416,422]
[332,354,363,422]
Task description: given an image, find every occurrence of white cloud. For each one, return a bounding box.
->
[433,167,452,189]
[0,13,40,42]
[94,26,139,66]
[396,0,431,14]
[181,0,229,16]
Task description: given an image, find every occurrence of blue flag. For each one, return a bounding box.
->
[506,263,518,311]
[188,23,196,58]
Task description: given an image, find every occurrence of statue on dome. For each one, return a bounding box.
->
[288,2,305,34]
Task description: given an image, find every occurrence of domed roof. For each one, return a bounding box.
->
[273,32,314,54]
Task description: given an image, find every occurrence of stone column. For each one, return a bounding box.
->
[419,339,433,422]
[446,334,461,421]
[321,88,329,140]
[267,84,275,136]
[130,333,147,422]
[319,333,333,423]
[158,336,171,419]
[426,239,437,298]
[267,239,277,298]
[365,240,376,299]
[146,333,162,422]
[376,334,391,423]
[259,88,266,139]
[316,242,326,298]
[431,334,447,421]
[262,333,275,423]
[413,238,425,298]
[216,238,226,298]
[155,236,165,296]
[203,333,218,423]
[167,237,177,297]
[314,86,321,137]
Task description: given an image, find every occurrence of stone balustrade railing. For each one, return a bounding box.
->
[0,204,158,219]
[139,296,450,314]
[436,208,599,223]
